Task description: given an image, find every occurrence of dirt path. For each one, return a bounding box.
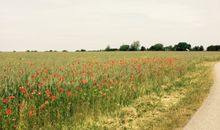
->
[184,62,220,130]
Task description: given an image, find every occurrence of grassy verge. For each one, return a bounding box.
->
[77,62,216,130]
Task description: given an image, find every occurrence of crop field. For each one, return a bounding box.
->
[0,52,220,130]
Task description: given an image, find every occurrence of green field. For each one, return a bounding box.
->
[0,52,220,130]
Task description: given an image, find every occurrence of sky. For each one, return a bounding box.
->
[0,0,220,51]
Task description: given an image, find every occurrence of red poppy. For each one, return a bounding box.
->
[38,92,43,96]
[31,75,36,79]
[2,98,8,104]
[58,87,64,92]
[50,96,56,101]
[9,96,15,99]
[19,87,27,93]
[39,82,44,87]
[93,79,97,85]
[81,79,87,84]
[30,107,35,111]
[25,82,30,85]
[40,106,46,110]
[28,111,33,117]
[102,93,107,96]
[45,90,52,96]
[29,94,34,98]
[18,103,22,108]
[43,69,49,73]
[6,109,12,115]
[66,91,72,97]
[61,76,65,81]
[44,101,49,105]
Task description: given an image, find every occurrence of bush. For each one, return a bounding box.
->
[119,45,130,51]
[62,50,68,52]
[129,41,140,51]
[149,44,164,51]
[207,45,220,51]
[140,46,146,51]
[175,42,191,51]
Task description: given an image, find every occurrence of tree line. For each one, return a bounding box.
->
[10,41,220,52]
[105,41,220,51]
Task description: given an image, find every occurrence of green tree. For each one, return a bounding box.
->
[164,46,174,51]
[175,42,191,51]
[192,46,200,51]
[140,46,146,51]
[62,50,68,52]
[105,45,111,51]
[119,45,130,51]
[207,45,220,51]
[199,46,204,51]
[129,41,140,51]
[149,43,164,51]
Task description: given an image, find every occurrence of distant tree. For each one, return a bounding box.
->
[192,46,204,51]
[26,50,30,52]
[13,50,16,53]
[129,41,140,51]
[149,43,164,51]
[192,46,200,51]
[62,50,68,52]
[199,46,204,51]
[49,50,53,52]
[105,45,111,51]
[119,44,130,51]
[175,42,191,51]
[207,45,220,51]
[164,45,174,51]
[104,45,117,51]
[140,46,146,51]
[81,49,86,52]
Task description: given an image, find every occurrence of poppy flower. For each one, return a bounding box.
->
[40,106,46,110]
[81,79,87,84]
[9,96,15,99]
[31,75,36,79]
[66,91,72,97]
[39,82,44,87]
[30,107,35,111]
[18,103,22,108]
[19,87,27,93]
[6,109,12,115]
[58,87,64,92]
[50,96,56,101]
[44,101,49,105]
[45,90,52,96]
[28,111,33,117]
[25,82,30,85]
[61,76,65,81]
[2,98,8,104]
[38,92,43,96]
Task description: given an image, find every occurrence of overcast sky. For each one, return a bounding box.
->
[0,0,220,51]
